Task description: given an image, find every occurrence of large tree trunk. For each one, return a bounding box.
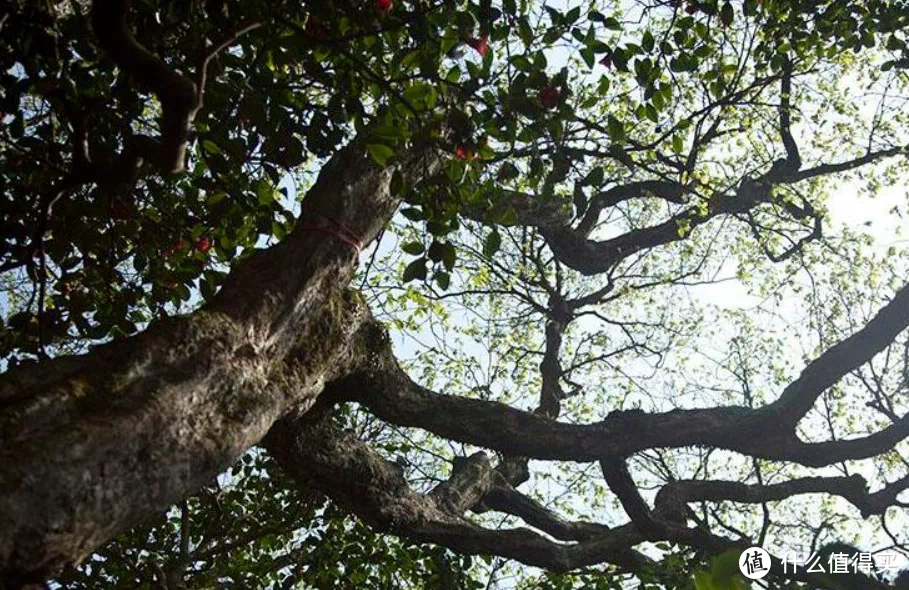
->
[0,136,436,584]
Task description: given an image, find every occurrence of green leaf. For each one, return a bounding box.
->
[585,166,605,186]
[428,240,443,262]
[441,29,460,55]
[711,548,744,584]
[886,35,906,51]
[721,2,734,27]
[518,17,534,46]
[428,241,457,270]
[606,115,625,140]
[566,6,580,24]
[367,144,395,167]
[256,180,274,205]
[201,139,223,155]
[602,17,622,30]
[645,104,659,123]
[272,220,287,241]
[200,276,216,300]
[581,46,595,68]
[401,241,425,255]
[446,65,461,83]
[693,571,716,590]
[652,89,665,111]
[372,125,407,141]
[403,257,427,282]
[403,83,437,109]
[483,230,502,257]
[400,50,422,72]
[400,207,425,221]
[442,245,456,271]
[434,271,451,290]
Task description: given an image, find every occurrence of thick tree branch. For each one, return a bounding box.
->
[791,145,907,183]
[327,284,909,469]
[575,180,689,237]
[538,306,568,418]
[656,473,909,519]
[777,56,802,176]
[461,188,573,228]
[264,412,653,573]
[481,483,614,542]
[526,131,902,278]
[0,132,440,582]
[601,458,674,540]
[760,281,909,428]
[540,178,770,276]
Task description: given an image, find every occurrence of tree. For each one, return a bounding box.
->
[3,0,909,587]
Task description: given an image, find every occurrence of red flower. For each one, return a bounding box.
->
[375,0,393,14]
[164,240,188,257]
[467,35,490,57]
[196,237,212,253]
[455,146,474,160]
[539,85,560,109]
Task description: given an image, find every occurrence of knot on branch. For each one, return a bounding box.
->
[430,452,493,515]
[653,485,688,524]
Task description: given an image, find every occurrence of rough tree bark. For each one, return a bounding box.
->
[0,135,438,583]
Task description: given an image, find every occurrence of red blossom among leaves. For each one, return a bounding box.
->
[455,146,474,160]
[374,0,393,14]
[196,237,212,253]
[467,35,490,57]
[164,240,189,258]
[539,85,560,109]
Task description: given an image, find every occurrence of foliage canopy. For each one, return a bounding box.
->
[4,0,909,588]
